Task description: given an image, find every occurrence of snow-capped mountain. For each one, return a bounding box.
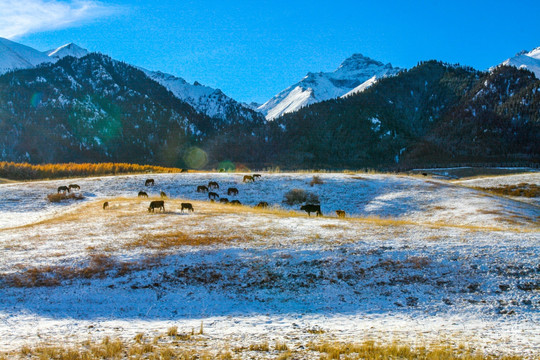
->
[143,70,263,123]
[0,37,53,74]
[258,54,401,120]
[46,43,89,60]
[0,38,259,122]
[496,47,540,79]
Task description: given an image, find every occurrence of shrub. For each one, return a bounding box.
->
[283,189,320,205]
[310,175,324,186]
[47,192,85,203]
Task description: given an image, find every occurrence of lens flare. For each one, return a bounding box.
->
[30,92,42,107]
[217,160,235,172]
[183,147,208,169]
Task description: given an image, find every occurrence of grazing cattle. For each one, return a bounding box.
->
[68,184,80,191]
[208,191,219,200]
[138,191,148,198]
[57,186,70,193]
[243,175,254,183]
[160,191,167,198]
[148,200,165,212]
[227,187,239,196]
[197,185,209,193]
[219,198,229,203]
[255,201,268,208]
[103,201,109,210]
[208,181,219,189]
[336,210,346,218]
[300,204,322,216]
[422,172,428,177]
[230,200,241,205]
[252,174,261,180]
[181,202,194,212]
[145,179,155,186]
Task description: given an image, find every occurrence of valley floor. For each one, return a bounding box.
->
[0,172,538,358]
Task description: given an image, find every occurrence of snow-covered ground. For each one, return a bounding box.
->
[0,173,538,357]
[456,172,540,206]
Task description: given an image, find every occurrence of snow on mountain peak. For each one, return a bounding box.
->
[0,37,53,74]
[496,46,540,79]
[142,68,258,121]
[47,43,89,60]
[258,53,401,120]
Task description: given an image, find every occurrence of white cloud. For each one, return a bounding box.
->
[0,0,119,39]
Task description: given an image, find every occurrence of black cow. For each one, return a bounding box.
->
[208,191,219,200]
[68,184,80,191]
[103,201,109,210]
[138,191,148,198]
[208,181,219,189]
[300,204,322,216]
[227,187,239,196]
[57,186,70,193]
[181,203,194,212]
[252,174,261,180]
[145,179,155,186]
[219,198,229,203]
[197,185,209,193]
[255,201,268,208]
[148,200,165,212]
[230,200,241,205]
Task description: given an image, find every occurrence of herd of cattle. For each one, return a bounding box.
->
[58,174,347,218]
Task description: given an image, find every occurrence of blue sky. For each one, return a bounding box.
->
[2,0,539,103]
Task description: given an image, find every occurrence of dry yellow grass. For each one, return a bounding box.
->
[0,161,183,180]
[2,336,526,360]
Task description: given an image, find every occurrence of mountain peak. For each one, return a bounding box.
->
[47,43,89,60]
[258,53,401,120]
[337,53,384,72]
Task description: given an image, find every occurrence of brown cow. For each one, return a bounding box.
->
[197,185,209,193]
[57,186,70,193]
[208,191,219,200]
[243,175,254,183]
[103,201,109,210]
[230,200,242,205]
[227,187,239,196]
[138,191,148,198]
[148,200,165,212]
[208,181,219,189]
[181,203,194,212]
[255,201,268,208]
[252,174,261,180]
[145,179,155,186]
[336,210,346,218]
[219,198,229,203]
[68,184,80,191]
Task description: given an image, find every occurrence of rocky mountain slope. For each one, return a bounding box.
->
[143,69,264,123]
